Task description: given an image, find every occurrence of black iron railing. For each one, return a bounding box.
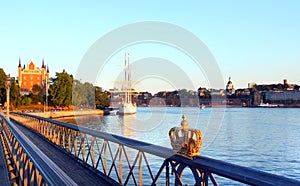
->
[10,112,300,186]
[0,114,77,186]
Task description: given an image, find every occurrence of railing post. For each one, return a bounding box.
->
[103,140,107,174]
[166,160,169,186]
[119,145,123,185]
[81,134,85,162]
[74,132,78,157]
[91,137,95,167]
[29,161,34,185]
[204,170,209,186]
[68,130,71,153]
[62,129,65,150]
[57,127,61,145]
[139,151,143,186]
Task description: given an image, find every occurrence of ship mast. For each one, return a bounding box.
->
[124,51,128,103]
[127,53,131,103]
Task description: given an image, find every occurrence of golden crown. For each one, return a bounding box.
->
[169,115,202,159]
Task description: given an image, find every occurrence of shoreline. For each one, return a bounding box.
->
[18,105,300,120]
[29,109,104,119]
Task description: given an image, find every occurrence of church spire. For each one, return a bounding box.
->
[42,58,45,68]
[227,76,232,84]
[18,58,21,68]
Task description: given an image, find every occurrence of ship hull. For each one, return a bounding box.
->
[117,103,137,115]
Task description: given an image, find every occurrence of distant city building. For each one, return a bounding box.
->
[226,77,235,95]
[209,89,225,96]
[248,82,256,89]
[17,59,49,94]
[282,79,295,91]
[264,91,300,105]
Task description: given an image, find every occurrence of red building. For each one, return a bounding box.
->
[17,59,49,94]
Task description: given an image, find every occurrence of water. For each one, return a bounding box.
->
[60,107,300,183]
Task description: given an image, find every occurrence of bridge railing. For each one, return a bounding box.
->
[10,112,300,186]
[0,114,77,186]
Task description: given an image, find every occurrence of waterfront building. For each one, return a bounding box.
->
[264,91,300,105]
[252,91,262,106]
[17,59,49,94]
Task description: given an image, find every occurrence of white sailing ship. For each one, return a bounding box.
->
[117,53,137,115]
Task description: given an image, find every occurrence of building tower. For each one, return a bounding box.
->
[18,58,22,87]
[41,58,46,81]
[226,77,235,96]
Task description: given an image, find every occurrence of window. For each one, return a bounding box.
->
[30,76,33,80]
[37,77,40,80]
[24,76,26,80]
[24,82,26,86]
[30,82,33,85]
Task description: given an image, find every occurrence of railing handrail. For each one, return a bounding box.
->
[171,155,300,185]
[0,114,77,186]
[12,112,300,185]
[14,112,174,158]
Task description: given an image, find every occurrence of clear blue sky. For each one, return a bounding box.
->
[1,1,300,92]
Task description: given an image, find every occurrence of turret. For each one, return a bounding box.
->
[18,58,22,76]
[42,58,45,68]
[46,65,50,89]
[18,58,21,68]
[18,58,22,89]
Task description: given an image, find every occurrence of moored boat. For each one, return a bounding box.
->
[117,52,137,115]
[258,101,278,108]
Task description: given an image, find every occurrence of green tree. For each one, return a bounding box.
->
[72,80,86,107]
[49,70,73,107]
[10,78,22,108]
[30,84,44,104]
[72,80,95,108]
[85,82,96,107]
[0,69,22,108]
[95,86,110,109]
[0,68,6,104]
[21,96,32,106]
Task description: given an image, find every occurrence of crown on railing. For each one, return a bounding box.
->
[169,115,202,159]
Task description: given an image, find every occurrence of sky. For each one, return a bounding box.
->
[1,1,300,93]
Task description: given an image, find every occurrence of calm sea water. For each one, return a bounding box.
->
[61,107,300,184]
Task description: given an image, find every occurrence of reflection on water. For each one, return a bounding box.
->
[59,107,300,182]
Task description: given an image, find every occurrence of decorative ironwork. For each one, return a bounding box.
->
[0,114,46,185]
[10,113,172,185]
[169,115,202,159]
[0,114,77,186]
